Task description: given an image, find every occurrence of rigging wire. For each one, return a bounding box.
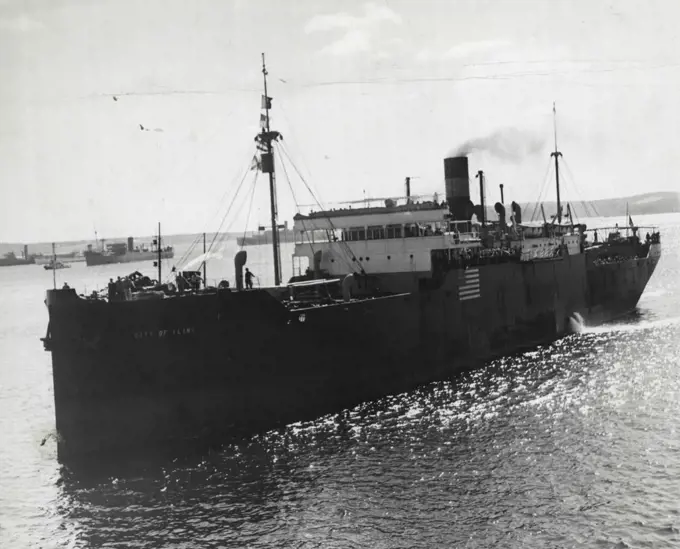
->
[275,143,359,275]
[275,142,318,265]
[91,59,680,101]
[239,171,259,251]
[561,158,601,218]
[168,158,254,280]
[173,145,258,268]
[296,62,680,89]
[211,169,260,251]
[275,100,319,196]
[530,160,554,222]
[276,142,363,275]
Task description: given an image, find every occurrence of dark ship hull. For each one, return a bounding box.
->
[0,258,34,267]
[84,249,174,266]
[237,230,294,247]
[45,243,660,460]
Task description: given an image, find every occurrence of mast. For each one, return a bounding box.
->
[157,222,162,283]
[257,53,282,286]
[52,242,56,289]
[551,102,563,224]
[476,170,486,226]
[202,232,207,286]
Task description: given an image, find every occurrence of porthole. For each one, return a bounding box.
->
[366,257,370,261]
[387,255,391,260]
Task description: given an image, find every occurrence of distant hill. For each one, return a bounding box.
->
[1,191,678,255]
[519,191,680,220]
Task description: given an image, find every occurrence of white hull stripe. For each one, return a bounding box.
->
[459,288,480,297]
[459,268,481,300]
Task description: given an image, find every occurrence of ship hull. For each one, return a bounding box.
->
[84,250,174,266]
[0,258,35,267]
[45,244,661,460]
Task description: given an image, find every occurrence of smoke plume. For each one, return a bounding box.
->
[450,127,547,162]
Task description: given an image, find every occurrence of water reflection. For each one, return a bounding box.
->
[49,314,680,547]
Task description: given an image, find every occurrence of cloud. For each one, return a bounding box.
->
[413,40,514,66]
[0,14,44,32]
[305,2,402,57]
[320,29,371,56]
[445,40,513,59]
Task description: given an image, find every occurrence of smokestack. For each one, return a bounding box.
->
[23,245,28,259]
[405,177,411,203]
[127,237,134,251]
[444,156,472,220]
[499,184,505,204]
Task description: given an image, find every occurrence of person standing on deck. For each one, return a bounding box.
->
[244,268,254,290]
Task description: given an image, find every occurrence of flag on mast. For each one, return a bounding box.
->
[259,113,267,129]
[261,95,272,109]
[250,155,261,171]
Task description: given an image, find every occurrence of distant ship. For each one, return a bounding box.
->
[0,246,35,267]
[237,222,293,247]
[44,260,71,270]
[84,236,174,266]
[42,57,662,460]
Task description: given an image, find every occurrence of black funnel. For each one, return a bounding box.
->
[444,157,472,220]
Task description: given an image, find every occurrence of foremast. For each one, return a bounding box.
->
[551,101,563,224]
[255,53,282,286]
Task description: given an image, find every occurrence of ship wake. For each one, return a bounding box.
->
[575,314,680,336]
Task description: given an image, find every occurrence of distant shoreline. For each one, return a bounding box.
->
[1,191,678,255]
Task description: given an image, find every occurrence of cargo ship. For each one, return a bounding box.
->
[84,236,174,266]
[0,245,35,267]
[41,57,662,460]
[237,221,293,247]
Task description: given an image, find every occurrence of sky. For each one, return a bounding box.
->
[2,0,680,242]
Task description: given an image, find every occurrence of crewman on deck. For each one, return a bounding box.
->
[115,277,125,300]
[245,268,254,290]
[123,277,133,300]
[108,278,116,301]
